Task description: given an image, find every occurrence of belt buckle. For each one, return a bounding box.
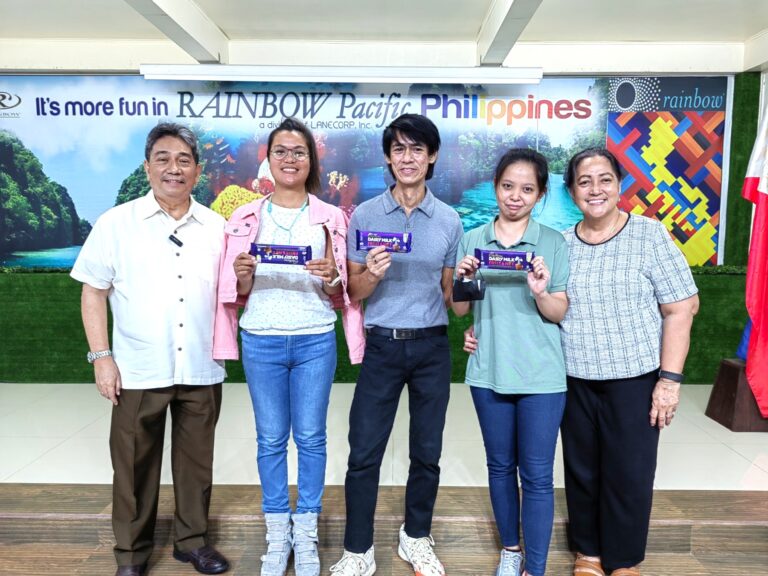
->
[392,328,415,340]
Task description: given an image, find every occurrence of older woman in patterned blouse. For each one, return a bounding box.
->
[559,148,699,576]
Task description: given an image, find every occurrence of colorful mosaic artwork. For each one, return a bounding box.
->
[607,111,724,266]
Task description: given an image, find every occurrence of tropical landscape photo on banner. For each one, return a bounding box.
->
[0,75,727,268]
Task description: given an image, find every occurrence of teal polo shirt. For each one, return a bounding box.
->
[457,218,569,394]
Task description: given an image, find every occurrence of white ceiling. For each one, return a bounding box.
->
[520,0,768,43]
[198,0,490,42]
[0,0,162,39]
[1,0,767,73]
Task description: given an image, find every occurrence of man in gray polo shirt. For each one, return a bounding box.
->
[329,114,463,576]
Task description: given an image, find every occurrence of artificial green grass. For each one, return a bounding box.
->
[0,272,747,385]
[687,271,747,381]
[0,273,95,383]
[723,72,761,266]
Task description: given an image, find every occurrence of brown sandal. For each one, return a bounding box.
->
[574,553,605,576]
[610,569,640,576]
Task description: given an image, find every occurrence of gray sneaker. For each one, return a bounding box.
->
[261,512,292,576]
[496,549,524,576]
[293,512,320,576]
[328,547,376,576]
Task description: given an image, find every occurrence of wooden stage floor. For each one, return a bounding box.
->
[1,484,766,575]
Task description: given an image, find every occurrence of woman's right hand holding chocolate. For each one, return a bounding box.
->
[234,252,258,295]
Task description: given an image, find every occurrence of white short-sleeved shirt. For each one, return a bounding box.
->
[560,213,698,380]
[70,191,226,389]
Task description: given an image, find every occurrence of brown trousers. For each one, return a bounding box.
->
[109,384,222,566]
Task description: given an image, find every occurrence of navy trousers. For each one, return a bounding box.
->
[343,332,451,552]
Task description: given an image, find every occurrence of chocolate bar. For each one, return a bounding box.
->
[474,248,534,271]
[250,243,312,265]
[356,230,412,253]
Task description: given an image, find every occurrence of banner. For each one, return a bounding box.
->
[0,75,728,268]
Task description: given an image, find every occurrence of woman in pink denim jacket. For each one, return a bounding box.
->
[212,118,364,576]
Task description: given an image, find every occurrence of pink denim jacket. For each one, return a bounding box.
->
[213,194,365,364]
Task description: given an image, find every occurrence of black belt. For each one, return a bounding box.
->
[366,326,447,340]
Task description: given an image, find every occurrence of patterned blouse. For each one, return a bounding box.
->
[560,213,698,380]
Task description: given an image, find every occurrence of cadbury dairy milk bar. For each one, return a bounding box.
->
[250,243,312,265]
[474,248,534,271]
[356,230,412,253]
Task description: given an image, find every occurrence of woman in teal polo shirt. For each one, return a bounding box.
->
[455,148,569,576]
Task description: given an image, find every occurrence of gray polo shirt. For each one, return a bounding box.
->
[458,218,569,394]
[348,187,463,329]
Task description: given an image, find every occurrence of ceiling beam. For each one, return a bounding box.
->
[477,0,542,65]
[506,42,744,74]
[745,29,768,71]
[124,0,229,64]
[229,40,478,67]
[0,39,196,71]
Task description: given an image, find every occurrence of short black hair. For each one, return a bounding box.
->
[382,114,441,180]
[564,147,623,190]
[267,117,322,195]
[493,148,549,194]
[145,122,199,164]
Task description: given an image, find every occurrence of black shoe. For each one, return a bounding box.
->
[173,545,230,574]
[115,564,148,576]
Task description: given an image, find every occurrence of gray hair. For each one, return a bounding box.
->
[144,122,200,164]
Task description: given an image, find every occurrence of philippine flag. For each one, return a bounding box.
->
[742,112,768,418]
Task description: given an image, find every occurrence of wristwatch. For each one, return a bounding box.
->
[659,369,684,383]
[87,349,112,363]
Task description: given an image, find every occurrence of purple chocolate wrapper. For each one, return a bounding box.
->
[474,248,534,271]
[250,243,312,265]
[356,230,412,253]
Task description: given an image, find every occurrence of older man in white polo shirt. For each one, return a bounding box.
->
[71,122,229,576]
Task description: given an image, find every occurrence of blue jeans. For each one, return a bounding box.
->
[241,330,337,514]
[471,387,566,576]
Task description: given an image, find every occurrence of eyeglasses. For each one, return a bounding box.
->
[270,147,309,162]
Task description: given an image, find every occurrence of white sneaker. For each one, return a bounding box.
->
[397,524,445,576]
[261,512,293,576]
[328,546,376,576]
[496,548,524,576]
